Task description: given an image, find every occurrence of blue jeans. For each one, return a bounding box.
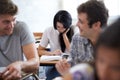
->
[45,66,61,80]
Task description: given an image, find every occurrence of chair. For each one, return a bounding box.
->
[21,73,40,80]
[33,32,43,49]
[33,32,43,40]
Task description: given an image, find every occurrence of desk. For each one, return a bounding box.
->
[39,55,61,66]
[33,32,43,40]
[40,60,58,66]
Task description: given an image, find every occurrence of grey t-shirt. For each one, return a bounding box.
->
[0,21,35,67]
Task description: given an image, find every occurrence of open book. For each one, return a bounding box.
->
[40,55,62,61]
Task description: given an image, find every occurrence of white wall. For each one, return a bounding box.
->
[13,0,120,32]
[13,0,62,32]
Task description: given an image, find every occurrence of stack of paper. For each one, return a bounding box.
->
[40,55,62,61]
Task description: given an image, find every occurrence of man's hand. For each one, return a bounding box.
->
[55,59,71,75]
[1,61,22,80]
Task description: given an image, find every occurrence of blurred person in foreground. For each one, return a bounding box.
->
[94,18,120,80]
[0,0,39,80]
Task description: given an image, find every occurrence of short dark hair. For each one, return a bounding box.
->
[0,0,18,15]
[53,10,72,29]
[77,0,109,28]
[95,18,120,56]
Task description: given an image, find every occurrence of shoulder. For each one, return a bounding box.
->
[16,21,27,27]
[70,25,79,34]
[44,27,58,34]
[72,33,85,40]
[72,33,89,44]
[14,21,28,32]
[13,21,33,38]
[44,27,53,32]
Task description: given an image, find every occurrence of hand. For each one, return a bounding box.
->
[63,28,70,36]
[1,61,22,80]
[55,59,71,75]
[52,49,62,55]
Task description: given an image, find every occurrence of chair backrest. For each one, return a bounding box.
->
[33,32,43,40]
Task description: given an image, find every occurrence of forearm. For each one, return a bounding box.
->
[21,43,39,73]
[63,34,70,52]
[3,57,39,79]
[38,49,52,56]
[20,57,39,73]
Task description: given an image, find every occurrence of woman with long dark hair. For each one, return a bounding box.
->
[39,10,74,56]
[38,10,74,80]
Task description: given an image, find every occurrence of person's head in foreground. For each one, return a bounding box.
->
[95,18,120,80]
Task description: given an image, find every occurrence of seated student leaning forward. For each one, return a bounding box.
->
[38,10,74,80]
[0,0,39,80]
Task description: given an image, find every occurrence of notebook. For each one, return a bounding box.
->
[40,55,62,61]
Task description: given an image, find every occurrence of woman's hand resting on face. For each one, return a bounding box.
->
[62,28,70,36]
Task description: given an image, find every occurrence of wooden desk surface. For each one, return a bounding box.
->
[35,36,42,40]
[40,60,58,66]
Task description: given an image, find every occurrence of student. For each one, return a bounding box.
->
[38,10,74,80]
[56,0,109,75]
[38,10,74,56]
[0,0,39,80]
[95,18,120,80]
[62,18,120,80]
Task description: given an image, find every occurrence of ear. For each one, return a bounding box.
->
[93,21,101,30]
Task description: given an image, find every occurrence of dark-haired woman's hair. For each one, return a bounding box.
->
[53,10,74,52]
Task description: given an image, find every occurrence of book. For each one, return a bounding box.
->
[40,55,62,61]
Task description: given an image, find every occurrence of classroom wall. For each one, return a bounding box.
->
[13,0,61,32]
[13,0,120,32]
